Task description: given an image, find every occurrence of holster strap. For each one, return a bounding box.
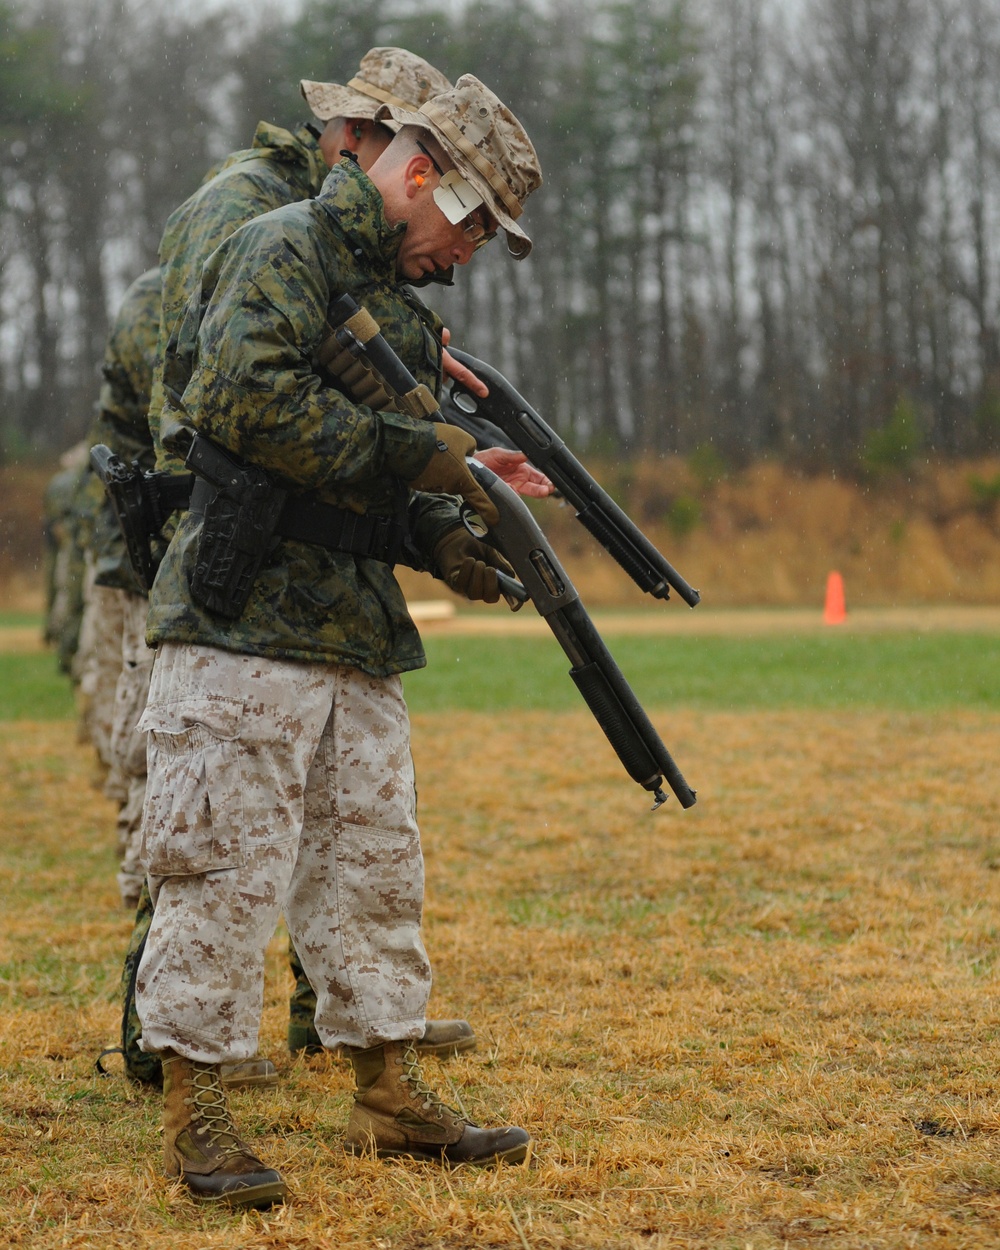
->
[189,478,405,565]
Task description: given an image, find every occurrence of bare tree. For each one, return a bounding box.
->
[5,0,1000,465]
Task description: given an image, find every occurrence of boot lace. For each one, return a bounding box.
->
[396,1044,464,1121]
[184,1064,247,1157]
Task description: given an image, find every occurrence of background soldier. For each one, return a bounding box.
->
[41,443,91,678]
[87,268,162,909]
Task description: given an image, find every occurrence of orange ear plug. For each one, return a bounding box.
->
[414,174,425,187]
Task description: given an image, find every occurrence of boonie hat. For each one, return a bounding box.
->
[301,48,452,125]
[376,74,542,259]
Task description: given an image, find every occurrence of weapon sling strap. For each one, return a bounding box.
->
[316,305,439,422]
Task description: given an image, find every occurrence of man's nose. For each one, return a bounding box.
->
[450,234,476,265]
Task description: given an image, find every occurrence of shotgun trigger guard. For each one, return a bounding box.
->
[459,501,489,540]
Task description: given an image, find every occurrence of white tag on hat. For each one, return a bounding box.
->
[433,169,485,225]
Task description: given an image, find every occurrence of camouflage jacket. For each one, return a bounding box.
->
[42,460,90,668]
[145,160,460,676]
[151,121,329,470]
[92,267,161,592]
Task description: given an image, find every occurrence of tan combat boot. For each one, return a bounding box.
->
[161,1050,287,1207]
[344,1040,530,1166]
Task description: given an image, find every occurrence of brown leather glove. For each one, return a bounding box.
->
[406,423,499,527]
[433,527,516,603]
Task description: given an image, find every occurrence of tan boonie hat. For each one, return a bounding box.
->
[376,73,542,259]
[301,48,452,125]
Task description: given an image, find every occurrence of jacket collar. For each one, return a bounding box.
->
[315,159,406,280]
[249,120,327,194]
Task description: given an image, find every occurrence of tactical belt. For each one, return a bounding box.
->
[188,477,405,565]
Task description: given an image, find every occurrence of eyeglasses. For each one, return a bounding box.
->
[416,141,497,249]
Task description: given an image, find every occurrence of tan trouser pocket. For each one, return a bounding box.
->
[139,697,246,875]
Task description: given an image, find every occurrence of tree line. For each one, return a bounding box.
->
[2,0,1000,471]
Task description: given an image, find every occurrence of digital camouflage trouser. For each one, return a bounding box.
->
[135,643,430,1063]
[73,561,127,796]
[111,590,155,908]
[119,878,162,1086]
[118,880,318,1085]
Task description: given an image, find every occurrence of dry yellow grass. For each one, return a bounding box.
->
[2,704,1000,1248]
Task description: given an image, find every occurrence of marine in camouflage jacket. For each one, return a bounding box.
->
[150,121,329,470]
[145,159,461,677]
[42,458,91,670]
[91,267,161,593]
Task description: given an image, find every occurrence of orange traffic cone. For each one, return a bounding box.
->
[823,571,847,625]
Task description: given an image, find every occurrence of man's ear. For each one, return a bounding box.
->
[340,118,367,153]
[318,118,355,166]
[404,152,433,200]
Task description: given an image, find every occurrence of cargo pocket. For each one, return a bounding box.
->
[138,696,246,875]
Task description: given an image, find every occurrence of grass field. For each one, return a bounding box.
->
[2,614,1000,1248]
[3,616,998,719]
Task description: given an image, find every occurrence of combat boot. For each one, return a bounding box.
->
[289,1018,477,1059]
[161,1050,287,1207]
[344,1040,530,1166]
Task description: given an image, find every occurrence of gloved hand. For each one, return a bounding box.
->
[406,423,499,527]
[433,527,516,603]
